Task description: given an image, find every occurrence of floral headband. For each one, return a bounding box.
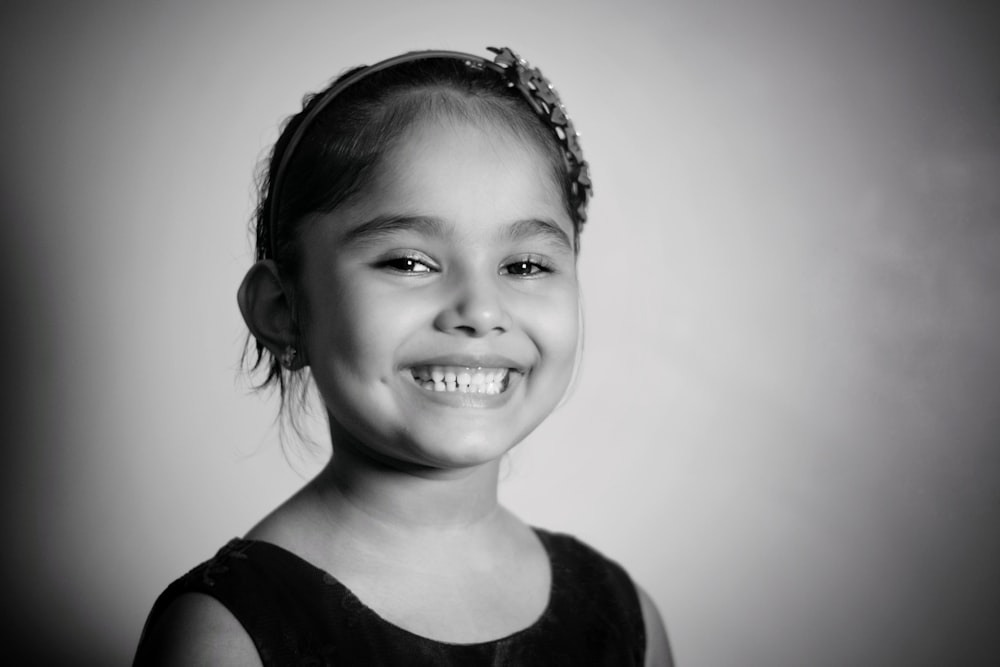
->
[262,46,591,260]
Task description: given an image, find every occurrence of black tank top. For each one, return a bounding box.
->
[137,528,646,665]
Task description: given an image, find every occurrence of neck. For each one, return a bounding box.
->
[309,429,505,539]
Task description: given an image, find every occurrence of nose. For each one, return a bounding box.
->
[433,273,511,337]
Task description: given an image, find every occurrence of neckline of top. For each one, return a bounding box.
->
[231,526,559,648]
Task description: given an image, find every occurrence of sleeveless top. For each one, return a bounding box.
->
[137,528,646,666]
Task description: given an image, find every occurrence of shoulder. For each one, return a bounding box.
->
[133,592,262,667]
[635,584,675,667]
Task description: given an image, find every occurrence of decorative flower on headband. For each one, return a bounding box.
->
[486,47,592,224]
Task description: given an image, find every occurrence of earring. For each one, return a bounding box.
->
[280,345,298,369]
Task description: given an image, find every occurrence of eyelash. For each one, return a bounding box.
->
[500,256,554,277]
[377,253,437,274]
[375,253,554,277]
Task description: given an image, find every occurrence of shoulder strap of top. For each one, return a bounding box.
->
[138,538,342,664]
[534,528,647,664]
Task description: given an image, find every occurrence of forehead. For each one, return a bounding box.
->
[343,118,573,240]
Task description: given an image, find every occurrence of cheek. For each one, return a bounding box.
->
[300,273,376,365]
[531,288,581,367]
[307,278,430,375]
[318,298,394,366]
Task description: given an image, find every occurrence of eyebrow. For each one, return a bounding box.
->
[342,215,448,247]
[499,217,575,253]
[341,213,574,252]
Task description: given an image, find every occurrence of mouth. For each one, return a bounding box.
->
[409,366,512,395]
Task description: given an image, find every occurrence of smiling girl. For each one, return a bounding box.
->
[134,47,672,666]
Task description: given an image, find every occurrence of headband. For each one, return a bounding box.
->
[261,46,591,260]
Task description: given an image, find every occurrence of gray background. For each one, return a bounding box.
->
[2,1,998,664]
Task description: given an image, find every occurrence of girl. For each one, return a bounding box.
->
[134,46,672,666]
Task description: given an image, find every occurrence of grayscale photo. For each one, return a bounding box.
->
[2,2,997,665]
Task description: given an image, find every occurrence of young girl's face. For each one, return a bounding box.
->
[297,117,579,471]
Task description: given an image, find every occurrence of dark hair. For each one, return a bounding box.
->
[244,54,587,425]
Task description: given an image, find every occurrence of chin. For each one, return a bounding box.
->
[396,429,521,471]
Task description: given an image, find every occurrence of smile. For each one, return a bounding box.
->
[410,366,511,395]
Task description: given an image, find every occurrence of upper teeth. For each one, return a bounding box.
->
[410,366,510,394]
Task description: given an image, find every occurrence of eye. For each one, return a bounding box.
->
[378,254,436,274]
[501,256,553,277]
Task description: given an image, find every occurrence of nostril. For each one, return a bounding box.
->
[449,322,504,337]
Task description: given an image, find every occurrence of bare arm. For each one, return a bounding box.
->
[133,593,262,667]
[637,585,674,667]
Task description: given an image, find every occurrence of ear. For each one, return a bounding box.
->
[237,260,304,366]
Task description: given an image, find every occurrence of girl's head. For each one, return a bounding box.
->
[239,47,590,465]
